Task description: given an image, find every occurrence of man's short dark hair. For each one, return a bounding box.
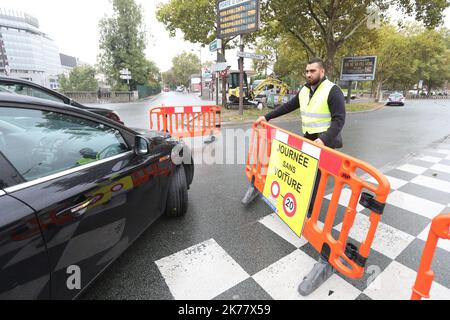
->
[307,58,325,69]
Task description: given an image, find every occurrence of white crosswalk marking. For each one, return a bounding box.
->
[431,163,450,174]
[253,250,361,300]
[155,239,249,300]
[397,164,428,175]
[418,223,450,253]
[259,214,308,248]
[386,191,445,219]
[364,261,450,300]
[334,215,415,259]
[366,175,408,190]
[411,175,450,193]
[417,156,442,164]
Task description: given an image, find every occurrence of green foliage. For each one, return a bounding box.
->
[261,0,449,74]
[163,52,201,88]
[98,0,160,90]
[58,65,98,92]
[156,0,217,45]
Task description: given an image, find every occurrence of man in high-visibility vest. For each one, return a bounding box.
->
[256,58,346,296]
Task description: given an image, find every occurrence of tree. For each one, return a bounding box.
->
[262,0,449,75]
[58,65,98,92]
[98,0,156,90]
[156,0,235,106]
[168,52,201,87]
[411,28,450,96]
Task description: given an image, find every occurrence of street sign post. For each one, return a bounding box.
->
[236,51,265,60]
[120,68,132,98]
[217,0,261,114]
[209,39,222,52]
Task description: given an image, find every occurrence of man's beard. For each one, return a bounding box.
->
[307,76,322,86]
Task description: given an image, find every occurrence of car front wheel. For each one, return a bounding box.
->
[165,165,188,217]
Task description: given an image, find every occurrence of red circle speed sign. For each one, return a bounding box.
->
[271,181,280,198]
[283,193,297,217]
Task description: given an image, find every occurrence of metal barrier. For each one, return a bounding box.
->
[411,213,450,300]
[149,106,221,139]
[245,122,391,279]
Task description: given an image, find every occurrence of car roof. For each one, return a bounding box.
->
[0,92,71,108]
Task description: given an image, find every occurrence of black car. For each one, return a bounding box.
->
[0,76,124,124]
[0,93,194,300]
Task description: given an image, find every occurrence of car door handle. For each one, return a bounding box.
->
[56,198,95,218]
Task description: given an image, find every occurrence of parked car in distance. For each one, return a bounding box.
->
[163,87,170,92]
[387,92,406,106]
[0,93,194,300]
[0,76,124,125]
[176,86,185,93]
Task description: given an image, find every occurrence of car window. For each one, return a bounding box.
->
[0,107,130,184]
[0,83,65,104]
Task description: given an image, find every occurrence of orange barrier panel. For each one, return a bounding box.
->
[245,122,391,279]
[411,213,450,300]
[150,106,221,139]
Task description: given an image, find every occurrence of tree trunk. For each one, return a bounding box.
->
[325,45,337,79]
[374,81,383,102]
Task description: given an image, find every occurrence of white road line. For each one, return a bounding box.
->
[334,214,415,260]
[411,175,450,194]
[155,239,249,300]
[387,191,445,219]
[397,164,428,175]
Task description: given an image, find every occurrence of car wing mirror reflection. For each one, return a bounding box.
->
[134,135,150,156]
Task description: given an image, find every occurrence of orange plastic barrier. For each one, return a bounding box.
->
[150,106,221,139]
[245,122,391,279]
[411,213,450,300]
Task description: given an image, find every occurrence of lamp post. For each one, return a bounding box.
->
[192,47,202,97]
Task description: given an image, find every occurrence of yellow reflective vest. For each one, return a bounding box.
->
[299,79,335,134]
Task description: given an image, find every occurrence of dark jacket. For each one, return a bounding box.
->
[265,78,346,149]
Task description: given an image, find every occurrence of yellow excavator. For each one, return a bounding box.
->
[251,75,289,108]
[226,72,289,110]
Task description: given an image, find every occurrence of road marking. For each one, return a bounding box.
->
[155,239,249,300]
[431,163,450,174]
[334,214,415,259]
[386,191,445,219]
[325,188,365,212]
[417,156,442,164]
[366,175,408,190]
[411,175,450,194]
[259,214,308,248]
[436,149,450,155]
[364,261,450,300]
[397,164,428,175]
[252,250,361,300]
[418,224,450,253]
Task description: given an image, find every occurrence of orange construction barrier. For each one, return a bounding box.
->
[245,122,391,279]
[150,106,221,139]
[411,213,450,300]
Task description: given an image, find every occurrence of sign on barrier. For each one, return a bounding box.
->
[245,122,391,280]
[262,133,320,237]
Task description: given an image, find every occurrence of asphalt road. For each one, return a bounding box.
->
[81,94,450,300]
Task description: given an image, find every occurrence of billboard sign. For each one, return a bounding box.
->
[340,56,377,81]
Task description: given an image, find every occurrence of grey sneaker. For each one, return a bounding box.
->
[298,258,335,296]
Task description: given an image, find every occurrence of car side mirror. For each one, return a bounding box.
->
[134,136,150,156]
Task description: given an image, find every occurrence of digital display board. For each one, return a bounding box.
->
[217,0,260,39]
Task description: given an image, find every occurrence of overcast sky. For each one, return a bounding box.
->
[1,0,450,72]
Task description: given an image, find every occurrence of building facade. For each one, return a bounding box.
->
[0,8,62,89]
